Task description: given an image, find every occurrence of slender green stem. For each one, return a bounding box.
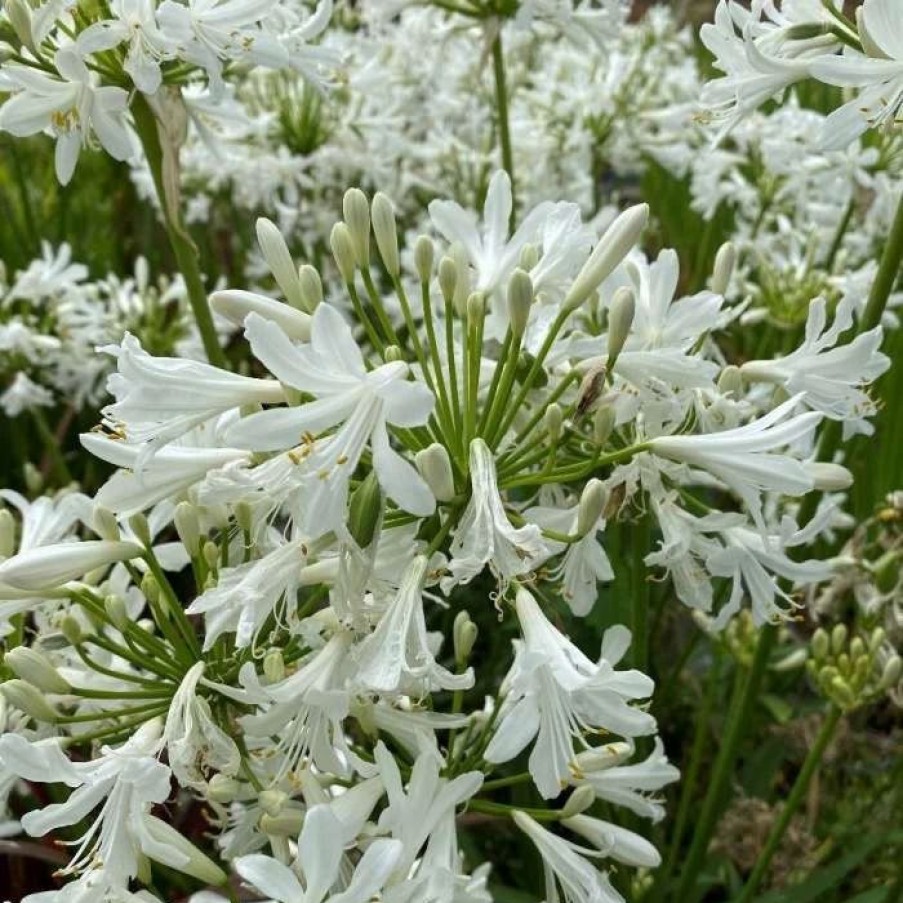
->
[863,189,903,332]
[733,706,843,903]
[631,518,651,672]
[670,626,775,903]
[824,200,855,271]
[31,409,71,484]
[491,28,515,217]
[131,94,226,368]
[481,772,533,792]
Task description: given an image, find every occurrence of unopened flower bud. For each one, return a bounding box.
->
[507,268,533,339]
[174,502,201,557]
[572,742,632,775]
[831,623,848,654]
[23,463,43,495]
[414,235,435,283]
[577,479,607,537]
[717,365,743,397]
[710,241,736,296]
[563,204,648,313]
[141,814,227,885]
[545,404,563,442]
[879,655,902,690]
[606,287,635,369]
[438,256,457,303]
[453,611,478,664]
[593,406,616,446]
[203,541,219,571]
[342,188,370,268]
[518,243,540,270]
[348,472,382,549]
[415,444,455,503]
[5,0,34,53]
[371,192,399,276]
[5,647,70,693]
[60,615,83,646]
[807,462,853,492]
[256,217,304,310]
[258,788,287,817]
[772,648,808,671]
[92,506,120,542]
[0,509,15,559]
[849,636,865,660]
[872,552,899,594]
[104,594,130,632]
[128,512,151,548]
[384,345,403,363]
[811,628,830,660]
[330,222,357,283]
[560,784,596,818]
[829,675,857,709]
[1,679,58,722]
[297,264,323,312]
[207,774,241,803]
[263,649,285,684]
[260,810,305,837]
[141,573,161,605]
[0,540,143,591]
[869,627,886,653]
[210,289,311,339]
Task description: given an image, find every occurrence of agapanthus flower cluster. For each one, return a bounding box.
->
[0,0,334,183]
[0,168,889,900]
[0,243,224,419]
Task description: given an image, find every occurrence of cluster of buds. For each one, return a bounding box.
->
[808,625,902,711]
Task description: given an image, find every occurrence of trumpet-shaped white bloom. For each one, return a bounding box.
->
[235,804,403,903]
[811,0,903,148]
[485,588,655,799]
[354,555,474,695]
[0,721,173,885]
[445,439,549,588]
[224,307,435,533]
[0,49,133,185]
[649,396,822,530]
[513,811,625,903]
[741,296,888,435]
[101,332,285,455]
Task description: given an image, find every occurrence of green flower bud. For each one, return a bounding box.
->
[297,264,323,312]
[879,655,902,691]
[256,217,304,310]
[203,540,220,571]
[831,624,848,655]
[1,679,59,722]
[128,512,151,548]
[174,501,201,557]
[414,235,435,283]
[606,286,635,369]
[371,192,400,277]
[60,615,84,646]
[507,268,534,339]
[342,188,371,268]
[466,292,485,326]
[849,637,865,661]
[710,241,736,296]
[811,628,830,660]
[263,649,285,684]
[593,405,616,446]
[873,552,900,594]
[384,345,403,363]
[23,463,43,495]
[560,784,596,819]
[869,626,887,653]
[545,404,563,443]
[92,506,120,542]
[577,479,607,537]
[330,222,357,284]
[207,774,242,803]
[141,573,161,606]
[453,611,478,664]
[258,788,287,817]
[438,256,458,303]
[5,647,70,693]
[0,509,15,560]
[518,243,540,270]
[260,810,305,837]
[348,472,382,549]
[105,594,131,632]
[415,443,456,503]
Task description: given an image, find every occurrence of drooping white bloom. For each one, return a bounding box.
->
[162,663,240,789]
[224,307,435,533]
[354,555,474,695]
[186,536,308,649]
[445,438,549,588]
[513,810,625,903]
[740,295,889,435]
[649,396,822,529]
[0,49,133,185]
[562,813,662,868]
[811,0,903,149]
[571,738,680,822]
[0,721,173,885]
[485,588,655,799]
